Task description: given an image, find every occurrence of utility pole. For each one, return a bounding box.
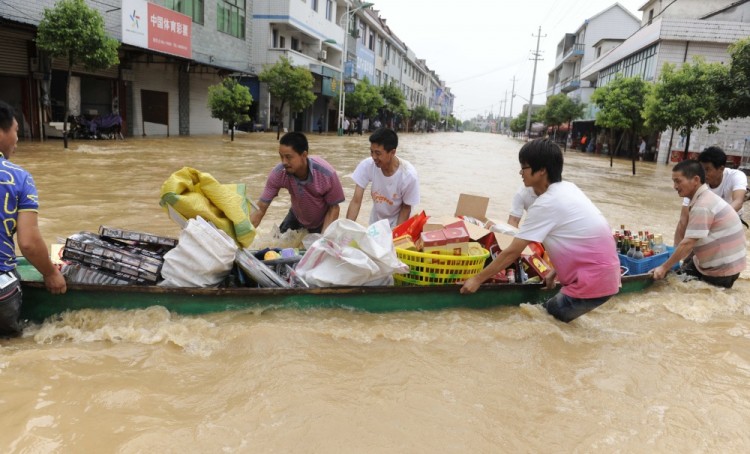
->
[502,90,508,133]
[525,26,545,139]
[508,76,517,134]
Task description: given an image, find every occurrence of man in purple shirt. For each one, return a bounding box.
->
[251,132,345,234]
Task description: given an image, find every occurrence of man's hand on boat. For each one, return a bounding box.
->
[650,265,668,281]
[43,269,67,295]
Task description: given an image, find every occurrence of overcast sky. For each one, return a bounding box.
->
[369,0,645,120]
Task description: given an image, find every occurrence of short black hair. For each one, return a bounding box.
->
[279,131,308,154]
[518,138,563,183]
[673,159,705,184]
[0,101,15,131]
[698,146,727,169]
[368,128,398,151]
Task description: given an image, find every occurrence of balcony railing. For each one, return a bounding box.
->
[560,77,581,93]
[562,43,584,63]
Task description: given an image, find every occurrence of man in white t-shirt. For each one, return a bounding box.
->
[674,146,748,246]
[346,128,420,228]
[461,139,621,323]
[507,185,538,228]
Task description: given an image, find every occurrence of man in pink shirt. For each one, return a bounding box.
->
[461,139,621,323]
[251,132,345,234]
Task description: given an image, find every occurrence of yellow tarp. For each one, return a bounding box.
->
[160,167,256,248]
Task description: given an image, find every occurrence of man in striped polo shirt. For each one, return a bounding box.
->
[652,160,746,288]
[251,132,345,234]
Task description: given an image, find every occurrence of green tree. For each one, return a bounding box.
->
[591,75,651,172]
[411,105,429,131]
[207,78,253,141]
[258,56,316,139]
[643,59,728,160]
[541,94,585,148]
[345,77,383,119]
[36,0,119,148]
[510,106,540,133]
[379,83,408,129]
[722,37,750,119]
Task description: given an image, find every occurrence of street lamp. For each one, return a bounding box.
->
[337,1,374,136]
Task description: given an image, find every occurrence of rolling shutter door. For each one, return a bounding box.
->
[0,29,30,76]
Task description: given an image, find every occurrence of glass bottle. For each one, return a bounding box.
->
[627,238,636,258]
[633,241,644,259]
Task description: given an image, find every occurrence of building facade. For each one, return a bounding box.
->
[0,0,259,139]
[580,0,750,162]
[546,3,640,107]
[0,0,452,139]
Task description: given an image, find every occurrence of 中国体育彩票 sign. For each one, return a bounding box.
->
[122,0,192,59]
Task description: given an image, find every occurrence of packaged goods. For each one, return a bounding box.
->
[418,230,448,255]
[520,254,553,280]
[99,225,178,248]
[393,234,417,251]
[443,226,469,256]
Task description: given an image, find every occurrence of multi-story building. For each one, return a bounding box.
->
[0,0,255,138]
[546,3,640,109]
[581,0,750,163]
[0,0,451,138]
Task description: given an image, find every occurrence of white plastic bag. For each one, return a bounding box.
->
[295,219,408,287]
[159,216,238,287]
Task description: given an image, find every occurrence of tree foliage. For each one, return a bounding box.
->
[722,37,750,119]
[207,78,253,141]
[258,56,316,139]
[36,0,119,147]
[379,83,408,127]
[541,93,584,128]
[345,77,383,119]
[591,75,650,132]
[643,58,727,159]
[510,106,541,133]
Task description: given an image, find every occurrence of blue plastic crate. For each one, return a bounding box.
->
[618,246,678,275]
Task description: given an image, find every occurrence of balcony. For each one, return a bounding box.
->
[562,43,584,63]
[560,77,580,93]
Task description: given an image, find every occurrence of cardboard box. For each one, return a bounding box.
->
[393,234,417,251]
[419,230,447,255]
[521,254,553,279]
[443,226,469,256]
[454,193,493,240]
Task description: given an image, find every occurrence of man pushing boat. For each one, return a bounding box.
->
[460,138,621,323]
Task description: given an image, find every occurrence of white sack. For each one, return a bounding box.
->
[295,219,408,287]
[159,216,238,287]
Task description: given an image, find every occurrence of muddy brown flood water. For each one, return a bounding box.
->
[1,131,749,453]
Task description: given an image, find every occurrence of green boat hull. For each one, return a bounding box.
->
[16,260,655,322]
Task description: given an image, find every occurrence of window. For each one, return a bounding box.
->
[359,22,366,45]
[311,0,318,12]
[272,29,278,47]
[648,9,654,25]
[325,0,333,21]
[368,30,375,51]
[279,36,286,48]
[377,37,383,56]
[156,0,204,25]
[217,0,245,38]
[291,37,299,51]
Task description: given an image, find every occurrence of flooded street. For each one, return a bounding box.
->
[2,131,750,452]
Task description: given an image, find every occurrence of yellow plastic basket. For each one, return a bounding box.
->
[394,247,490,286]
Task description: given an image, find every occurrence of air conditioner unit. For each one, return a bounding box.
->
[318,50,327,60]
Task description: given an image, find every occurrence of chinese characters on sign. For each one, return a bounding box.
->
[122,0,192,59]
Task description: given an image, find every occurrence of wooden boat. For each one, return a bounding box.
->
[16,259,655,323]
